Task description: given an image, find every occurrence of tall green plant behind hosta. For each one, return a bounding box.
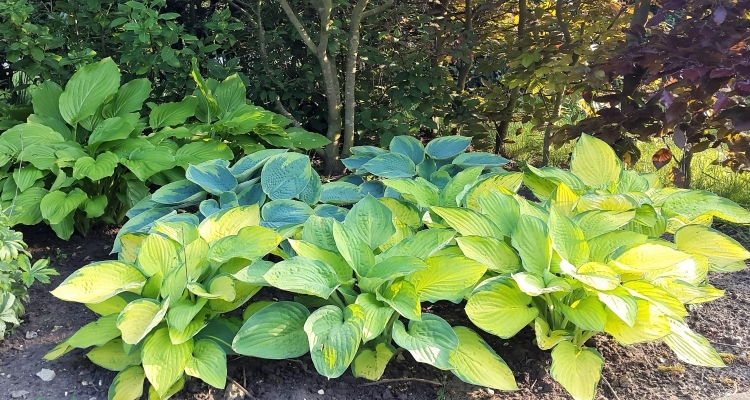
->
[0,58,328,239]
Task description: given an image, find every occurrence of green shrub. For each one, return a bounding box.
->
[45,205,281,398]
[0,211,56,339]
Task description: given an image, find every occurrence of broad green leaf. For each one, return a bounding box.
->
[304,305,365,378]
[452,152,509,167]
[167,298,209,333]
[142,328,193,397]
[376,279,421,320]
[120,146,177,181]
[549,207,589,266]
[466,276,538,338]
[31,81,64,120]
[663,318,724,367]
[439,166,482,207]
[108,365,145,400]
[476,190,520,236]
[623,281,687,318]
[391,313,458,369]
[0,123,65,155]
[559,296,607,332]
[185,340,226,389]
[88,117,134,145]
[302,216,338,252]
[261,153,314,200]
[73,152,118,181]
[19,144,58,171]
[175,140,234,169]
[571,262,620,291]
[288,240,353,284]
[6,187,47,225]
[198,205,261,243]
[534,318,573,350]
[63,314,121,349]
[550,341,604,400]
[233,301,310,359]
[50,213,74,240]
[186,161,237,196]
[287,128,331,150]
[149,96,198,129]
[86,293,133,316]
[382,178,440,208]
[352,342,397,381]
[86,338,141,371]
[570,134,621,189]
[389,135,425,164]
[208,226,281,263]
[604,299,670,345]
[674,225,750,271]
[12,165,44,192]
[662,190,750,223]
[464,173,524,209]
[451,326,518,391]
[214,73,246,115]
[431,206,504,237]
[407,255,486,303]
[511,215,552,275]
[382,229,455,260]
[40,188,88,224]
[263,257,340,298]
[456,235,520,273]
[366,256,428,281]
[187,275,236,301]
[344,195,396,249]
[425,136,471,159]
[51,261,145,303]
[81,195,108,219]
[333,222,375,277]
[59,58,120,125]
[117,298,169,345]
[354,293,394,342]
[320,181,363,205]
[102,78,151,118]
[574,210,636,240]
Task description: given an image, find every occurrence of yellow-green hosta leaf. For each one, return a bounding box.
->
[576,194,637,212]
[333,222,376,276]
[86,338,141,371]
[376,279,421,320]
[141,272,163,299]
[51,261,146,304]
[289,239,353,284]
[466,276,538,339]
[456,236,520,273]
[198,205,261,243]
[662,190,750,224]
[549,207,589,266]
[623,281,687,318]
[187,274,236,301]
[407,254,487,303]
[354,293,394,343]
[652,279,723,305]
[142,328,193,397]
[570,134,621,189]
[534,318,573,350]
[147,376,184,400]
[64,313,121,349]
[574,210,636,240]
[588,230,648,263]
[208,225,282,264]
[611,243,691,272]
[344,195,397,249]
[441,166,483,207]
[160,262,188,305]
[451,326,518,391]
[263,257,339,299]
[430,206,505,238]
[73,151,118,181]
[663,318,724,367]
[571,262,620,291]
[40,188,88,224]
[167,298,209,333]
[117,298,169,345]
[304,305,365,378]
[392,313,457,370]
[233,301,310,359]
[108,365,146,400]
[185,340,226,389]
[381,229,455,260]
[511,272,566,296]
[136,233,180,277]
[559,296,607,332]
[379,197,422,229]
[476,190,520,237]
[169,307,211,344]
[463,173,524,209]
[551,182,580,218]
[605,299,670,345]
[382,177,440,208]
[351,342,397,381]
[118,233,147,263]
[233,261,273,285]
[597,287,637,327]
[511,215,551,275]
[550,341,604,400]
[85,293,133,316]
[674,225,750,271]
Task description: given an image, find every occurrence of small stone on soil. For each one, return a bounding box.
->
[318,389,325,395]
[11,390,29,398]
[25,331,38,339]
[36,368,55,381]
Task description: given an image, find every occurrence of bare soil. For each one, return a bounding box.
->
[1,223,749,400]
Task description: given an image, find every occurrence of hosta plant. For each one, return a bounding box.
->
[230,195,518,391]
[431,134,750,400]
[45,205,282,399]
[0,211,56,339]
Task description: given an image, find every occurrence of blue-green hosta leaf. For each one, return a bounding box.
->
[407,255,487,303]
[102,78,151,118]
[197,205,261,243]
[149,96,198,129]
[358,181,386,198]
[376,279,421,320]
[429,170,451,189]
[108,365,146,400]
[152,180,207,205]
[392,313,458,369]
[86,338,141,371]
[87,117,134,145]
[40,188,88,224]
[304,305,365,378]
[72,152,118,181]
[389,135,425,165]
[12,165,44,192]
[361,153,417,179]
[230,149,288,180]
[570,134,622,189]
[175,140,234,169]
[320,181,363,205]
[208,225,281,263]
[185,340,227,389]
[236,183,265,206]
[314,204,348,221]
[261,200,314,229]
[59,58,120,125]
[263,257,340,298]
[344,195,396,249]
[466,275,538,338]
[298,169,322,205]
[142,327,193,397]
[352,342,397,381]
[662,318,724,367]
[424,136,472,159]
[81,194,108,219]
[451,326,518,391]
[120,146,177,181]
[550,341,604,400]
[232,301,311,359]
[452,152,509,167]
[287,128,331,150]
[117,298,169,345]
[261,152,314,200]
[185,161,237,195]
[50,261,146,303]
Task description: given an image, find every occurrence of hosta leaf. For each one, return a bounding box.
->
[376,279,421,320]
[352,342,397,381]
[81,194,108,219]
[382,229,455,260]
[208,225,281,263]
[230,149,287,180]
[440,166,483,208]
[261,153,314,200]
[13,165,44,192]
[151,180,206,205]
[391,313,457,369]
[289,240,353,283]
[344,195,396,249]
[456,236,520,273]
[187,275,236,301]
[198,205,260,243]
[149,96,198,129]
[59,58,120,125]
[102,78,151,118]
[354,293,394,342]
[304,305,365,378]
[214,73,246,115]
[185,340,227,389]
[73,152,118,181]
[175,140,234,169]
[120,146,177,181]
[466,276,538,338]
[320,181,363,205]
[559,296,607,332]
[604,299,671,345]
[88,117,134,145]
[511,272,566,296]
[451,326,518,391]
[362,153,417,178]
[142,328,193,397]
[108,365,145,400]
[424,136,471,159]
[597,287,638,327]
[611,243,690,272]
[63,314,121,349]
[51,261,145,303]
[287,128,331,150]
[261,199,313,229]
[550,341,604,400]
[623,281,687,318]
[431,206,504,237]
[407,255,486,303]
[185,161,237,195]
[452,152,509,167]
[117,298,169,345]
[570,134,621,189]
[333,222,376,277]
[86,338,141,371]
[662,190,750,223]
[6,187,47,225]
[40,188,88,224]
[137,233,180,277]
[571,262,620,291]
[233,301,310,359]
[31,81,64,120]
[663,318,724,367]
[263,257,340,298]
[674,225,750,271]
[382,178,440,208]
[534,318,573,350]
[389,135,425,164]
[297,169,322,205]
[302,215,338,253]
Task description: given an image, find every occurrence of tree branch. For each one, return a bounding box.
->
[277,0,318,53]
[362,0,394,19]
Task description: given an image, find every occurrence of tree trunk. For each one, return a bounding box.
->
[631,0,651,28]
[493,0,526,155]
[343,1,369,162]
[541,91,563,166]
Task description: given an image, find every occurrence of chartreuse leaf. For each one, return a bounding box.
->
[376,279,421,320]
[559,296,607,332]
[570,262,620,291]
[674,225,750,271]
[424,136,471,159]
[392,313,458,370]
[142,328,193,397]
[59,314,121,350]
[534,318,573,350]
[333,222,375,277]
[41,188,88,224]
[382,229,455,259]
[352,341,397,380]
[570,134,621,189]
[147,376,184,400]
[208,226,281,263]
[550,341,604,400]
[117,298,169,345]
[431,206,504,237]
[198,205,260,243]
[366,256,427,281]
[610,242,690,272]
[304,305,366,378]
[455,236,520,273]
[476,190,520,236]
[549,207,589,266]
[511,215,551,275]
[382,178,440,208]
[663,318,724,367]
[167,298,209,333]
[261,152,314,200]
[466,276,538,338]
[511,272,566,296]
[72,149,119,181]
[263,257,340,298]
[51,261,146,303]
[597,287,638,327]
[354,293,394,342]
[623,281,687,318]
[605,299,670,345]
[288,240,353,284]
[451,326,518,391]
[86,293,134,316]
[185,340,226,389]
[87,339,140,371]
[574,210,635,240]
[59,57,120,125]
[344,195,396,249]
[588,230,648,263]
[233,301,310,359]
[108,365,146,400]
[662,190,750,224]
[137,233,180,277]
[188,275,236,301]
[406,255,486,303]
